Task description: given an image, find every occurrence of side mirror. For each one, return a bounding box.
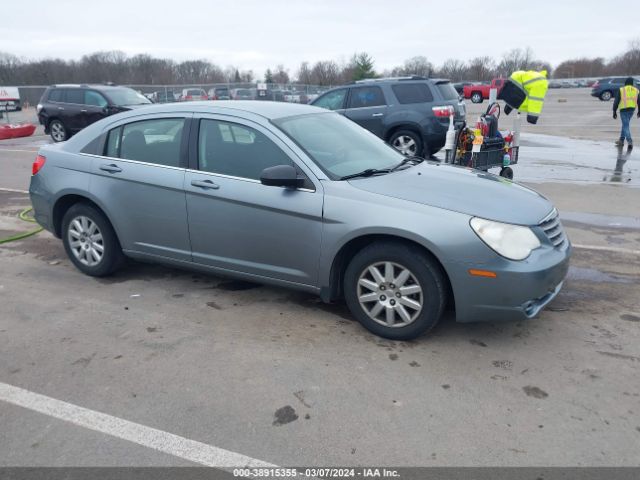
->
[260,165,304,188]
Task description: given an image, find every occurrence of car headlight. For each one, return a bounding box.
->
[470,217,541,261]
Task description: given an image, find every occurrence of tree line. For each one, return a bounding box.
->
[1,41,639,87]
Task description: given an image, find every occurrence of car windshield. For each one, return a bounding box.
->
[273,112,404,179]
[105,88,152,106]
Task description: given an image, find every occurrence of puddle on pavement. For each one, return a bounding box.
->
[567,266,635,284]
[465,133,640,186]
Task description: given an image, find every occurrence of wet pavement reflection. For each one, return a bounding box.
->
[436,133,638,187]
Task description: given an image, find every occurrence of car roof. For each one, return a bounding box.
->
[50,84,130,91]
[122,100,324,120]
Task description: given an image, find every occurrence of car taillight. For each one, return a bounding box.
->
[186,96,192,100]
[432,105,454,118]
[33,154,46,175]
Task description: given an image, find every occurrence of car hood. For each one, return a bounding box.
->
[348,162,553,225]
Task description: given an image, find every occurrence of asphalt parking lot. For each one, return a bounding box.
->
[1,89,639,468]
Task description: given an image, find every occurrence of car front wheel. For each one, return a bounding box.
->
[62,203,124,277]
[49,120,67,142]
[344,242,446,340]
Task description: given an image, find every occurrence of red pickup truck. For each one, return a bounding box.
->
[463,78,506,104]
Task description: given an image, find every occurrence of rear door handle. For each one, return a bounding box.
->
[99,164,122,173]
[80,109,87,113]
[57,107,64,111]
[191,179,220,190]
[372,113,384,117]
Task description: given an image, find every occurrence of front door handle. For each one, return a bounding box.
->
[371,112,384,117]
[99,164,122,173]
[191,179,220,190]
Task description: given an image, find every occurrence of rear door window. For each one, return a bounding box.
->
[391,83,434,104]
[64,89,84,104]
[104,118,185,167]
[313,89,347,110]
[48,89,63,102]
[347,86,386,108]
[435,82,459,100]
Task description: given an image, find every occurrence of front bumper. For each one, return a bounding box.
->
[448,241,572,323]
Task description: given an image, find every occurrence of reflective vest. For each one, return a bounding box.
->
[510,70,548,119]
[618,85,639,110]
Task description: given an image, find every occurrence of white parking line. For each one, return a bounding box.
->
[0,148,39,153]
[0,381,276,468]
[573,243,640,256]
[0,187,29,194]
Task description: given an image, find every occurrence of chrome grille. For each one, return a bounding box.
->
[539,209,566,248]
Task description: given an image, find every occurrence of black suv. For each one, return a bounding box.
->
[311,76,465,157]
[591,77,640,101]
[37,84,152,142]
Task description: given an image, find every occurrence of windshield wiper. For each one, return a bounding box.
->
[390,155,425,172]
[340,168,392,180]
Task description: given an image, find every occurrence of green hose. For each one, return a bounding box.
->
[0,207,43,244]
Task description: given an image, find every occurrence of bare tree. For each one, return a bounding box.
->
[391,56,433,77]
[272,64,290,84]
[310,60,340,86]
[296,61,312,84]
[439,58,468,81]
[466,56,496,81]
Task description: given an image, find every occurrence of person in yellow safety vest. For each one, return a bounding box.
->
[502,70,549,124]
[612,77,639,147]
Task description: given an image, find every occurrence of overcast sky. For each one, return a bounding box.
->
[1,0,635,76]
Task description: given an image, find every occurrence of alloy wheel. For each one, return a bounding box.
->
[392,135,417,156]
[51,122,65,142]
[67,216,104,266]
[357,261,423,327]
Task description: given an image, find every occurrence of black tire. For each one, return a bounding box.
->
[49,119,68,142]
[499,166,514,179]
[61,203,124,277]
[344,241,446,340]
[389,130,423,157]
[471,92,483,104]
[600,91,612,101]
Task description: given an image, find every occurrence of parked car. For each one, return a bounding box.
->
[180,88,208,101]
[463,78,506,103]
[29,101,570,340]
[36,84,152,142]
[208,87,231,100]
[591,77,640,101]
[0,86,22,112]
[282,90,294,102]
[155,90,177,103]
[453,81,476,95]
[311,76,466,157]
[232,88,254,100]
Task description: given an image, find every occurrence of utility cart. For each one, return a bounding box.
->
[444,102,521,179]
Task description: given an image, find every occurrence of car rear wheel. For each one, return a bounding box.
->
[62,203,124,277]
[389,130,423,157]
[471,92,483,103]
[49,120,67,142]
[344,242,446,340]
[600,91,612,101]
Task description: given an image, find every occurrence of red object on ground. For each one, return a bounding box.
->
[0,123,37,140]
